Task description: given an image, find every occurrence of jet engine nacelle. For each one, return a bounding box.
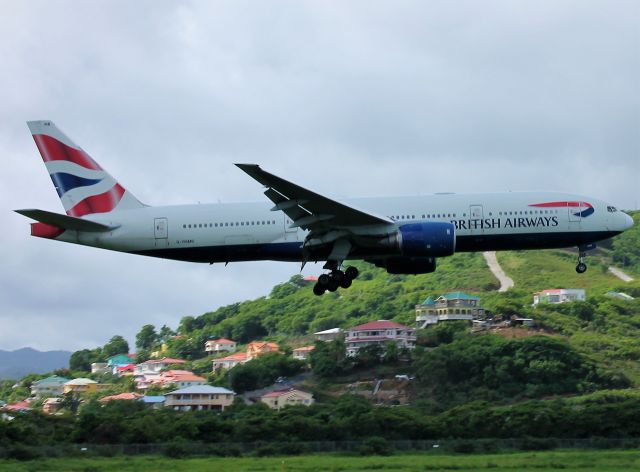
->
[377,256,437,274]
[397,222,456,258]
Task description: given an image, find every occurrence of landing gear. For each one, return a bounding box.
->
[576,251,588,274]
[313,266,360,296]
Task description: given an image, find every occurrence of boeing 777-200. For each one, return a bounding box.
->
[17,121,634,295]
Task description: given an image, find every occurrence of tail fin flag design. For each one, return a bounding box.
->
[27,121,144,216]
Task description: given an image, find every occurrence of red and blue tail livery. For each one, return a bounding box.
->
[27,121,143,217]
[16,121,633,294]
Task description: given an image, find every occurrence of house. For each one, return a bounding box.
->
[116,364,136,376]
[30,375,69,397]
[205,338,237,354]
[212,352,249,371]
[158,370,206,389]
[314,327,343,342]
[292,346,315,361]
[99,392,143,403]
[533,288,586,305]
[345,320,416,357]
[42,397,64,414]
[605,291,634,301]
[511,317,535,327]
[134,357,186,376]
[3,400,31,412]
[91,363,110,375]
[63,378,98,394]
[164,385,235,411]
[260,388,315,410]
[107,354,136,367]
[140,395,166,409]
[246,342,279,360]
[416,292,484,328]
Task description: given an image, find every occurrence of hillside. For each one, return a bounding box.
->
[0,348,71,380]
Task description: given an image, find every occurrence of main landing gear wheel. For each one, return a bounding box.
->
[312,265,360,296]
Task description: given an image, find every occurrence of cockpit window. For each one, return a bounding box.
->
[607,206,618,212]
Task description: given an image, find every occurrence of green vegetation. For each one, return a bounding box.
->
[2,212,639,459]
[1,450,639,471]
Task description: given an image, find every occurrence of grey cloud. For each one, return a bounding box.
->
[0,1,638,351]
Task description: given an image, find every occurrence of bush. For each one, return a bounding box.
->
[6,444,43,461]
[360,436,392,456]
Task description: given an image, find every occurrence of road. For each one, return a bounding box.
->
[483,251,514,292]
[608,266,634,282]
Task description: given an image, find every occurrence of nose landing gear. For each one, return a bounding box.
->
[313,266,360,296]
[575,243,595,274]
[576,252,587,274]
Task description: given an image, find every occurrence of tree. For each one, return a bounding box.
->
[158,324,175,342]
[310,339,347,378]
[136,324,158,351]
[102,335,130,358]
[69,349,100,372]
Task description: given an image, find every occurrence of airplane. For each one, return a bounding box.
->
[17,121,634,296]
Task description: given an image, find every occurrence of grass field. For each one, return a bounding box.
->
[1,450,639,472]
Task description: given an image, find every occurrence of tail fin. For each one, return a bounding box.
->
[27,120,145,216]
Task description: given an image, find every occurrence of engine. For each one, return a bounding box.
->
[372,256,437,274]
[397,222,456,257]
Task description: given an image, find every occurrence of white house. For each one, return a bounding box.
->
[205,338,237,354]
[164,385,235,411]
[533,289,586,305]
[260,388,314,410]
[133,357,186,376]
[31,376,69,397]
[292,346,315,361]
[314,328,343,342]
[345,320,416,357]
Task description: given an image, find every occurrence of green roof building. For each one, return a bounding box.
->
[416,292,484,329]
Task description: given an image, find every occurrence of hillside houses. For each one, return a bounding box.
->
[260,388,314,410]
[212,341,280,371]
[416,292,484,328]
[205,338,237,354]
[164,385,235,411]
[345,320,416,357]
[533,288,586,305]
[30,375,69,397]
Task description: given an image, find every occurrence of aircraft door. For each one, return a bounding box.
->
[284,215,298,241]
[154,218,168,246]
[568,202,584,226]
[469,205,484,234]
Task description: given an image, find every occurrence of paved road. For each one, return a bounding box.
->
[608,266,634,282]
[483,251,514,292]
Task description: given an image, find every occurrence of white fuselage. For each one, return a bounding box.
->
[56,191,631,264]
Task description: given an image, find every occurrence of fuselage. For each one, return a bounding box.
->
[59,191,631,264]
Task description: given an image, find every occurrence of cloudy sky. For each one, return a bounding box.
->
[1,1,638,352]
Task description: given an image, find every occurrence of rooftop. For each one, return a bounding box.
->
[141,357,186,365]
[350,320,412,331]
[99,392,143,402]
[438,292,480,301]
[314,327,342,335]
[167,385,235,396]
[293,346,315,352]
[262,388,311,398]
[65,378,97,386]
[208,338,236,344]
[33,375,69,385]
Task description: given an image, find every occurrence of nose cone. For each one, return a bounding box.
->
[622,212,634,230]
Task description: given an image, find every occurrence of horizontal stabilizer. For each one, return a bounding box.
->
[15,209,117,232]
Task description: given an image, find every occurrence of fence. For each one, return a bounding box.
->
[2,437,640,459]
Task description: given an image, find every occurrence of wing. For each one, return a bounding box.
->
[235,164,393,232]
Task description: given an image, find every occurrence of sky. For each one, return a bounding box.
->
[1,1,638,352]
